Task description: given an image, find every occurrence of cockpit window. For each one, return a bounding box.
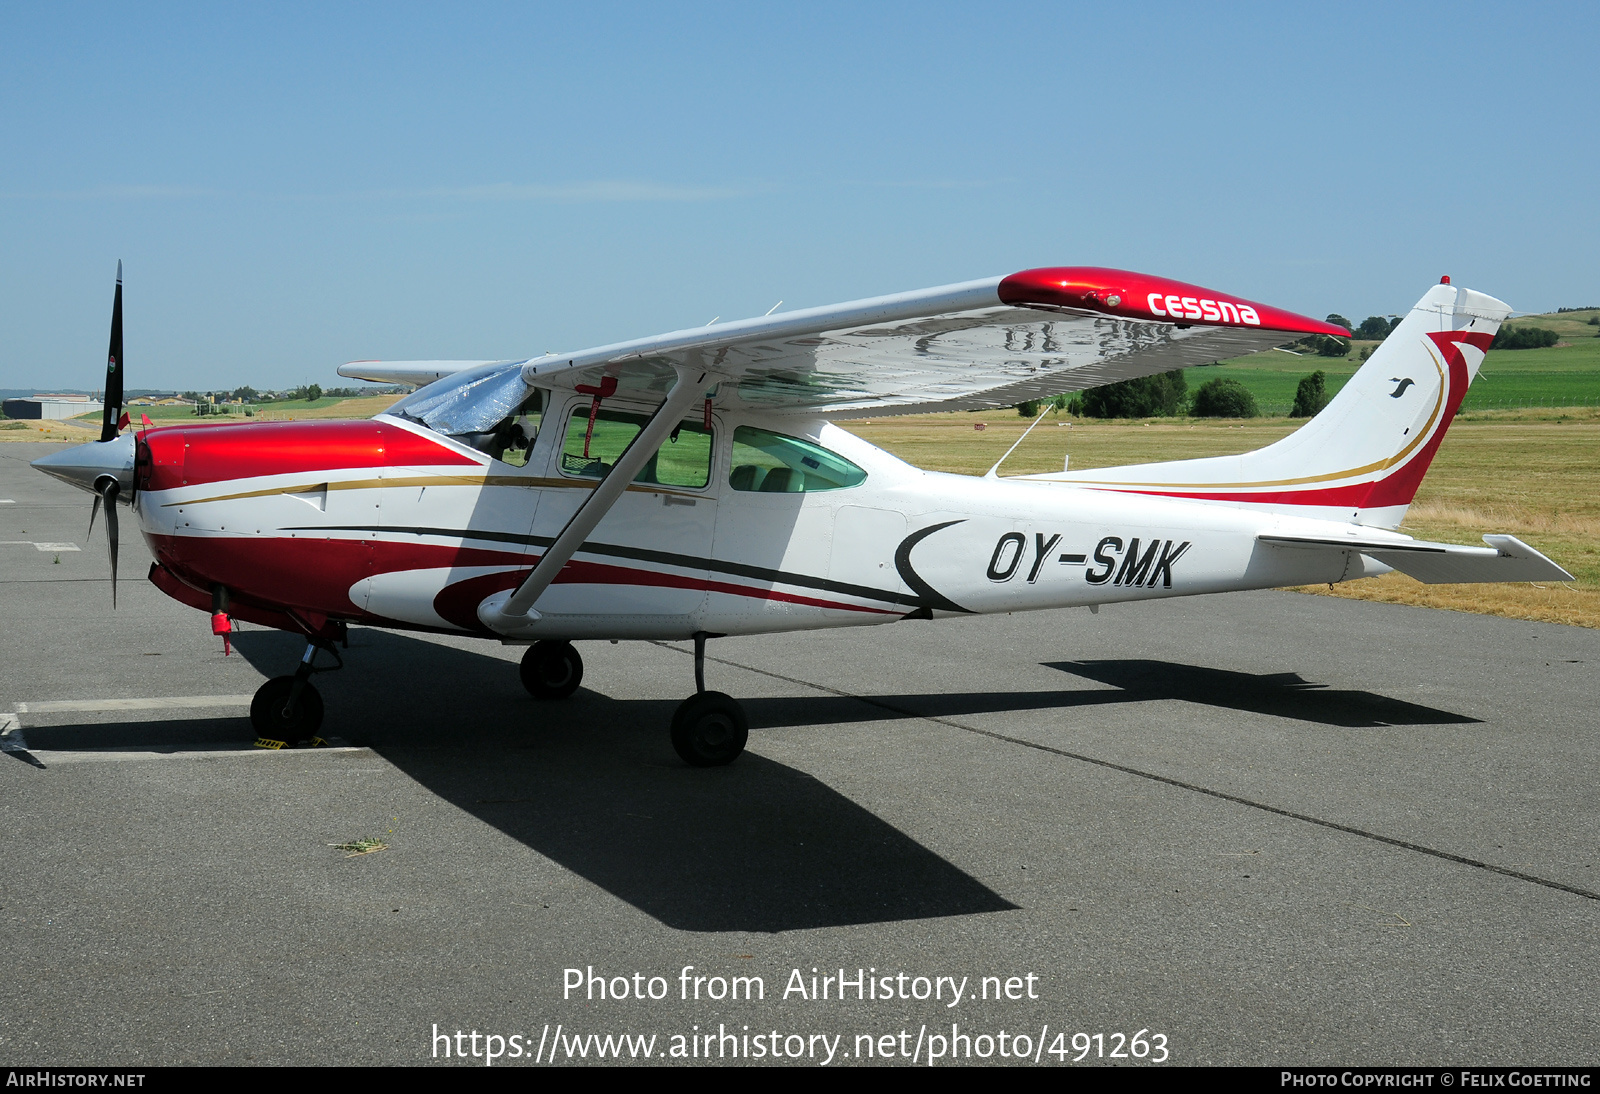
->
[387,361,530,438]
[728,427,866,492]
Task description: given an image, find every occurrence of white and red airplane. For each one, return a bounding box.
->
[34,265,1572,764]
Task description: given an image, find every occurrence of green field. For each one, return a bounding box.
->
[1205,307,1600,414]
[77,397,348,422]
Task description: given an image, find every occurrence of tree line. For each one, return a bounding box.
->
[1016,308,1579,421]
[1023,369,1330,421]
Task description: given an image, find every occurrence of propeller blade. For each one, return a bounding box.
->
[100,261,124,443]
[102,480,120,608]
[89,490,101,540]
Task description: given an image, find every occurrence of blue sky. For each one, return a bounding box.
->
[2,1,1596,391]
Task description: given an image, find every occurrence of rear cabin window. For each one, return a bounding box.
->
[560,407,713,489]
[728,426,866,492]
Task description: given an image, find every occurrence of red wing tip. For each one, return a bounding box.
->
[998,266,1349,338]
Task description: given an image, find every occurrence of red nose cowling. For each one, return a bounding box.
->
[141,420,480,640]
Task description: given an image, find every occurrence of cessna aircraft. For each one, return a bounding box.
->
[33,265,1572,765]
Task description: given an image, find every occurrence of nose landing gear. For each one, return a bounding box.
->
[670,633,747,767]
[251,638,342,749]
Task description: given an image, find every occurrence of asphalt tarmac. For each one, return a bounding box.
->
[2,440,1597,1067]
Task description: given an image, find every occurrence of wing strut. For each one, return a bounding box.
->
[479,365,718,632]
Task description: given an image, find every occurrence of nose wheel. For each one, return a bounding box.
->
[250,637,340,748]
[250,676,325,747]
[670,633,747,767]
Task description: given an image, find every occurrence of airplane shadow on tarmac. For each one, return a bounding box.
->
[96,627,1019,933]
[1045,661,1482,728]
[13,629,1478,932]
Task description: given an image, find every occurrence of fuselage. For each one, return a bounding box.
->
[130,391,1385,643]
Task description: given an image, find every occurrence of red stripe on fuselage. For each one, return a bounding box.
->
[1091,482,1375,508]
[429,560,898,633]
[150,532,899,635]
[147,533,528,617]
[559,559,902,615]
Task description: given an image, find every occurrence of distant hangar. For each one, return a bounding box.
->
[2,394,104,420]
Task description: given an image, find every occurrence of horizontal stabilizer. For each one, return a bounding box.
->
[338,360,515,386]
[1260,532,1574,584]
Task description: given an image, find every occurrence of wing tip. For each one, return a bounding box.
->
[999,266,1348,338]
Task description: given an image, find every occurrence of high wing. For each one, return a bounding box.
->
[338,360,516,387]
[339,267,1348,417]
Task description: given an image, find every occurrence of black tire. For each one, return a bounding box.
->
[250,676,324,746]
[670,691,748,767]
[520,641,583,700]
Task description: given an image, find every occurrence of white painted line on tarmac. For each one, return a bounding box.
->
[0,541,80,552]
[14,695,254,714]
[0,499,15,504]
[34,744,369,764]
[7,697,369,765]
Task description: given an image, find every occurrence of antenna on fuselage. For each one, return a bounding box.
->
[984,402,1054,480]
[764,300,783,316]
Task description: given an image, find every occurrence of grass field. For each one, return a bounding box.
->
[1207,307,1600,414]
[0,394,406,440]
[840,409,1600,629]
[109,396,363,421]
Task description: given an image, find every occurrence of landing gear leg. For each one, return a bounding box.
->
[670,632,747,767]
[251,637,342,748]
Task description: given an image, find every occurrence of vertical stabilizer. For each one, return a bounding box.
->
[1032,282,1512,529]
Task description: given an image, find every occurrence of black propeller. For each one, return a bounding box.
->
[87,261,126,606]
[87,477,121,608]
[29,261,136,608]
[101,261,124,443]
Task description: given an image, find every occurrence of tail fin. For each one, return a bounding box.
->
[1039,281,1511,529]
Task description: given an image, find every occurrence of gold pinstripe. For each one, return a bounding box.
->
[163,473,704,507]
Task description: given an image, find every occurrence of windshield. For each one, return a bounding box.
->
[387,361,530,436]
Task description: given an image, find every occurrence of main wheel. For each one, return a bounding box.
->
[520,640,584,700]
[670,691,748,767]
[250,676,324,747]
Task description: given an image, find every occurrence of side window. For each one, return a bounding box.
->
[560,407,712,489]
[728,426,867,492]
